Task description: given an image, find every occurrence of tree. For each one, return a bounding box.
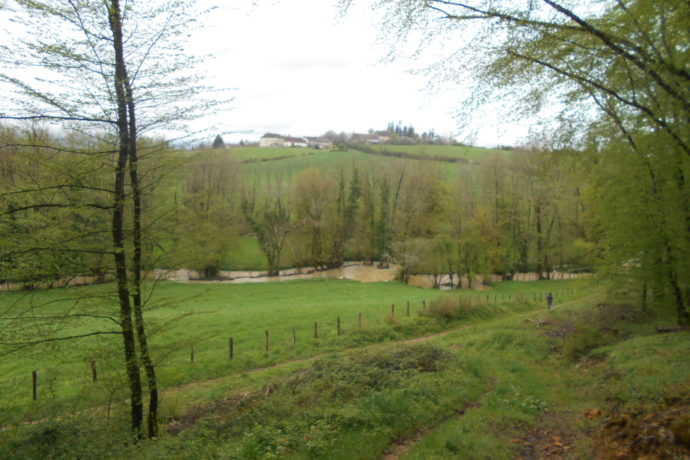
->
[1,0,220,437]
[212,134,226,149]
[292,166,362,269]
[346,0,689,324]
[173,153,240,278]
[292,167,332,268]
[242,178,292,276]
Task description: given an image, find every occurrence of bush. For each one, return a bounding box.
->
[423,297,483,323]
[560,303,645,361]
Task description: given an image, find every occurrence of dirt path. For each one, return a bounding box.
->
[380,403,482,460]
[374,294,601,460]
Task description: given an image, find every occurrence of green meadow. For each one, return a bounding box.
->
[6,276,684,460]
[1,278,585,418]
[229,146,323,161]
[369,143,506,161]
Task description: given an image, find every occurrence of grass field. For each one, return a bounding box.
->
[367,143,506,161]
[223,144,504,163]
[227,146,323,161]
[221,236,271,270]
[3,278,688,459]
[239,148,469,185]
[0,279,585,415]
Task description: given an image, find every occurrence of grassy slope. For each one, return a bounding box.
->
[221,236,269,270]
[9,278,685,459]
[4,279,687,459]
[229,146,323,161]
[2,279,583,417]
[237,147,470,184]
[369,143,506,161]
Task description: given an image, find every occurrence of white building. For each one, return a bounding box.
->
[259,133,309,148]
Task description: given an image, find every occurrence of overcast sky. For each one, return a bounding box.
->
[189,0,531,147]
[0,0,531,147]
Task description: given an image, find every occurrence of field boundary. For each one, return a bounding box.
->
[351,145,478,164]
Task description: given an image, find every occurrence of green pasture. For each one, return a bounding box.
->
[0,278,588,419]
[222,144,503,164]
[221,236,270,270]
[369,143,505,161]
[240,149,369,178]
[182,146,476,185]
[3,277,688,460]
[227,146,323,161]
[240,148,467,184]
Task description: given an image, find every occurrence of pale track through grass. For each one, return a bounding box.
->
[376,291,603,460]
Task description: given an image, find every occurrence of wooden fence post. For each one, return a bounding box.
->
[190,344,194,363]
[406,301,410,317]
[391,303,395,316]
[32,370,37,401]
[314,321,318,339]
[265,330,269,351]
[358,312,362,329]
[229,337,234,360]
[91,360,97,382]
[422,299,426,311]
[337,316,341,336]
[292,327,296,345]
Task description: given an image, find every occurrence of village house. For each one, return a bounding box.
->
[352,133,390,144]
[305,136,333,149]
[259,133,309,148]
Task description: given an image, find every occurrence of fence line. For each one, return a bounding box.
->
[26,283,606,399]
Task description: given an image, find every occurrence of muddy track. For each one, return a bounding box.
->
[380,403,483,460]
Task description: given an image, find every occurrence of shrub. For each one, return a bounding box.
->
[560,303,644,361]
[423,297,482,323]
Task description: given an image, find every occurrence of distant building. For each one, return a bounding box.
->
[352,133,390,144]
[259,133,308,148]
[305,136,333,149]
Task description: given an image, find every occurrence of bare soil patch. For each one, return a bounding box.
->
[591,405,690,459]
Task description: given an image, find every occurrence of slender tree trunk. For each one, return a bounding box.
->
[535,204,545,280]
[108,0,143,438]
[125,78,159,438]
[666,245,690,326]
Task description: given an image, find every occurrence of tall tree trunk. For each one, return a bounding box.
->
[535,204,545,280]
[107,0,143,438]
[125,78,159,438]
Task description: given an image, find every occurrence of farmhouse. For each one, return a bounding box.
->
[305,136,333,149]
[259,133,309,148]
[352,133,390,144]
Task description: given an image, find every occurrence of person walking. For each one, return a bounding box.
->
[547,292,553,309]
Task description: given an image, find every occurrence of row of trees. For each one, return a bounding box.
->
[154,147,587,286]
[340,0,689,325]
